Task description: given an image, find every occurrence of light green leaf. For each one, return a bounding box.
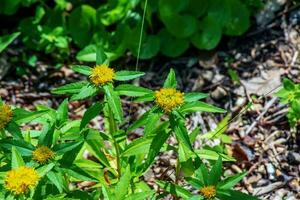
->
[103,84,123,122]
[70,84,98,101]
[37,163,55,177]
[115,71,145,81]
[208,157,222,185]
[115,167,131,200]
[218,172,247,190]
[47,171,67,193]
[11,146,25,169]
[115,84,153,97]
[72,65,92,76]
[13,109,49,124]
[184,92,209,102]
[76,45,97,62]
[179,101,226,114]
[163,68,177,88]
[52,81,89,95]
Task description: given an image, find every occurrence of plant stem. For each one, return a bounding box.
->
[108,106,121,179]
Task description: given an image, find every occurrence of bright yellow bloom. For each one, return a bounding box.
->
[90,64,115,86]
[5,166,39,195]
[0,104,13,129]
[155,88,184,112]
[32,146,55,163]
[199,185,216,199]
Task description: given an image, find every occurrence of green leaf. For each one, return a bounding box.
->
[156,180,192,199]
[201,114,230,139]
[0,32,20,53]
[125,191,154,200]
[179,101,226,114]
[186,177,204,189]
[38,123,55,146]
[163,68,177,88]
[115,71,145,81]
[13,109,49,124]
[37,163,55,177]
[56,99,68,126]
[142,129,171,172]
[195,149,235,162]
[76,45,97,62]
[85,140,110,168]
[208,157,222,185]
[184,92,209,102]
[0,139,34,156]
[130,35,160,59]
[5,121,23,139]
[53,141,84,155]
[158,0,188,15]
[96,45,108,64]
[80,102,103,130]
[115,167,131,200]
[217,189,259,200]
[162,14,197,38]
[70,84,98,101]
[69,5,96,47]
[122,136,152,157]
[219,172,247,190]
[72,65,92,76]
[191,16,222,50]
[170,113,193,151]
[115,84,153,97]
[11,146,25,169]
[47,171,67,193]
[158,29,189,57]
[224,0,250,36]
[52,81,89,95]
[196,164,209,186]
[283,78,295,91]
[103,84,123,122]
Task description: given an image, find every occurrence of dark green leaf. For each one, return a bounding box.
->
[5,121,23,139]
[217,189,259,200]
[218,172,247,190]
[70,84,98,101]
[80,102,103,130]
[0,32,20,53]
[103,84,123,122]
[208,157,222,185]
[56,99,68,126]
[156,180,192,199]
[115,167,131,200]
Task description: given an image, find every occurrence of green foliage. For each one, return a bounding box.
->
[276,78,300,127]
[0,48,258,199]
[0,32,20,53]
[1,0,262,61]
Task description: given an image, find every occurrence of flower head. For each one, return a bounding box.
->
[199,185,216,199]
[90,64,115,86]
[0,104,13,129]
[155,88,184,113]
[32,146,55,163]
[5,166,39,195]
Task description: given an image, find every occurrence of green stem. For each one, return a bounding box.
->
[108,106,121,179]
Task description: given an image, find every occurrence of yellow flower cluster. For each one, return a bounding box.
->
[5,166,39,195]
[0,104,13,129]
[155,88,184,113]
[199,185,216,199]
[90,64,115,86]
[32,146,55,163]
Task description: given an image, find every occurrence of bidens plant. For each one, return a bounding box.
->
[276,78,300,127]
[0,49,259,199]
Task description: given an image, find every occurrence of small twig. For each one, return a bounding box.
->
[245,97,277,135]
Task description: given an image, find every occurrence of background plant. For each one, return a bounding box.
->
[276,78,300,127]
[0,0,263,62]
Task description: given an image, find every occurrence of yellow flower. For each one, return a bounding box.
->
[90,64,115,86]
[32,146,55,163]
[155,88,184,113]
[199,185,216,199]
[0,104,13,129]
[5,166,39,195]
